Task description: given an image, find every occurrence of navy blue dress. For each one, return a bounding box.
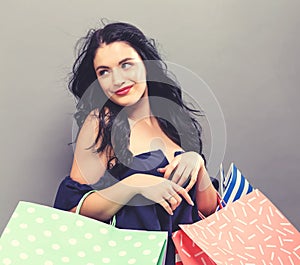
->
[54,149,201,265]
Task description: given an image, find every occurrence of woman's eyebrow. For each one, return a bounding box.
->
[118,57,135,65]
[95,57,135,71]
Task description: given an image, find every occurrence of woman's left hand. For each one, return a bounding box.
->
[157,151,205,192]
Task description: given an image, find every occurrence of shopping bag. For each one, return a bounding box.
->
[173,189,300,265]
[217,163,253,210]
[0,201,168,265]
[173,231,216,265]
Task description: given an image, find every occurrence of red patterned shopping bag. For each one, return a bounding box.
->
[173,231,216,265]
[173,189,300,265]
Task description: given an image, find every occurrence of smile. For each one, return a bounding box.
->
[115,85,133,95]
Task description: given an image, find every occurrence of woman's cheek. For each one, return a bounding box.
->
[98,80,111,96]
[134,69,146,84]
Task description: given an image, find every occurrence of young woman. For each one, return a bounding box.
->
[54,21,218,265]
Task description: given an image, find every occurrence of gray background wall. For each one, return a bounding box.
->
[1,0,299,233]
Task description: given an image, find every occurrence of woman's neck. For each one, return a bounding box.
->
[126,97,154,126]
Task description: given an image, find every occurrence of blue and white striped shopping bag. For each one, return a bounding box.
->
[218,163,254,209]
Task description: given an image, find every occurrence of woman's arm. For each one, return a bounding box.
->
[72,173,194,221]
[69,176,136,221]
[195,167,218,216]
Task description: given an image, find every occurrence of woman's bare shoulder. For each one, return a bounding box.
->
[70,108,108,184]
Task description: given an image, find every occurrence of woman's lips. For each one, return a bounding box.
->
[115,85,133,95]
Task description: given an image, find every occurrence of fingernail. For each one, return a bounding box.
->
[190,201,194,206]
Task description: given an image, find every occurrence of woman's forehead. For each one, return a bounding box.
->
[93,41,141,67]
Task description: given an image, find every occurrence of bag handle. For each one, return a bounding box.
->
[75,189,117,227]
[219,163,224,196]
[75,190,97,215]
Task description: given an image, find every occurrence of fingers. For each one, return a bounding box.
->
[185,179,197,193]
[160,192,183,215]
[157,167,166,173]
[159,200,174,215]
[162,157,180,179]
[164,166,177,180]
[173,184,194,206]
[170,163,186,183]
[139,175,195,215]
[166,193,182,210]
[185,168,198,192]
[176,166,191,187]
[159,192,193,215]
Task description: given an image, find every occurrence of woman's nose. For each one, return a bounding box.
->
[112,68,125,87]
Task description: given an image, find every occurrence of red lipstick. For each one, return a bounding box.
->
[115,85,133,95]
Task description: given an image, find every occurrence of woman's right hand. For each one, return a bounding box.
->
[124,174,194,215]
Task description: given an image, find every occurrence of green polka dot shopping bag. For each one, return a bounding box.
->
[0,192,167,265]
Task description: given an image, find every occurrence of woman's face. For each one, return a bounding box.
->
[93,41,147,106]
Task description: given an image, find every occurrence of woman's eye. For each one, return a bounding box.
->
[98,70,109,77]
[121,62,132,69]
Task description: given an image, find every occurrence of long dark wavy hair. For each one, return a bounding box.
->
[69,21,206,175]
